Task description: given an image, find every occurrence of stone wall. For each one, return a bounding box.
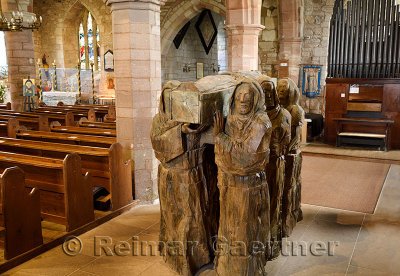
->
[162,12,224,83]
[258,0,279,77]
[300,0,334,114]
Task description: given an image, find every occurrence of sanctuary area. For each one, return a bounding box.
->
[0,0,399,275]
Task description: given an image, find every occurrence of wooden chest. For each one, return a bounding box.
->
[165,75,237,124]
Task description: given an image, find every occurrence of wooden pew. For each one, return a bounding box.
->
[51,125,116,137]
[0,103,11,110]
[0,166,43,260]
[17,129,115,148]
[79,121,116,129]
[0,138,132,210]
[37,105,113,121]
[0,115,49,131]
[0,110,74,128]
[0,118,19,138]
[34,107,97,122]
[0,152,94,231]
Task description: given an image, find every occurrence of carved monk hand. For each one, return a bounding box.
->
[213,110,224,137]
[182,123,209,134]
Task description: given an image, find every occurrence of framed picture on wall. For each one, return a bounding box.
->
[196,63,204,79]
[104,50,114,72]
[301,65,322,98]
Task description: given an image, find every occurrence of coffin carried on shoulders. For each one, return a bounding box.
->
[164,75,237,125]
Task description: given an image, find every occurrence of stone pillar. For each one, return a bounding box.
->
[105,0,162,201]
[279,0,303,83]
[225,0,264,71]
[5,31,36,111]
[3,0,36,111]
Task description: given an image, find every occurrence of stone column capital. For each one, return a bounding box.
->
[223,24,265,34]
[104,0,165,6]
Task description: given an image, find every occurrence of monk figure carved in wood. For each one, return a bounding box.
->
[150,81,212,276]
[277,78,305,237]
[213,77,272,276]
[257,75,291,260]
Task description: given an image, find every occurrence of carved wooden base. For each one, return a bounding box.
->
[266,156,285,259]
[214,171,269,276]
[281,152,303,238]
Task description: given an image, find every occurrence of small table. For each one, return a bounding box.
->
[333,118,394,151]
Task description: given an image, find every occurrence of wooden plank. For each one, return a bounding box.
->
[0,151,63,169]
[17,130,115,147]
[0,137,109,156]
[338,132,386,138]
[333,118,394,124]
[51,126,116,137]
[79,121,116,129]
[1,167,43,260]
[347,102,382,112]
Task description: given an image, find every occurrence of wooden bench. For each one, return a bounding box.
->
[35,107,97,123]
[0,152,94,231]
[0,166,43,260]
[334,118,395,151]
[0,118,19,138]
[51,125,116,137]
[0,138,132,210]
[17,129,115,148]
[0,103,11,110]
[79,121,116,129]
[0,110,74,129]
[40,105,114,121]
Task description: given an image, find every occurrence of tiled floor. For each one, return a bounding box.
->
[4,165,400,276]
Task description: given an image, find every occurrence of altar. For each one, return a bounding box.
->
[38,66,94,105]
[42,91,79,106]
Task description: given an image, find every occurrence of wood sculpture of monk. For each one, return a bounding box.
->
[213,78,272,276]
[150,81,211,276]
[277,78,305,237]
[257,76,291,260]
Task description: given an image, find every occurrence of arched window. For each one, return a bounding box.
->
[78,12,100,70]
[0,32,7,80]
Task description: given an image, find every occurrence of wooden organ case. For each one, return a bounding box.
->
[325,0,400,150]
[325,78,399,150]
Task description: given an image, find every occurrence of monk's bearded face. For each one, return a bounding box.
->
[262,82,275,109]
[277,79,290,106]
[234,84,254,116]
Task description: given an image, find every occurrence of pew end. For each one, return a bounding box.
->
[88,109,96,122]
[38,115,50,131]
[63,154,95,232]
[6,103,11,110]
[109,143,133,210]
[65,112,75,127]
[6,118,19,138]
[1,167,43,260]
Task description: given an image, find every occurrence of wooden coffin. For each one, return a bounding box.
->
[166,75,237,124]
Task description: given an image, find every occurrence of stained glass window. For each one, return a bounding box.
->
[78,12,100,70]
[79,23,86,69]
[88,13,94,65]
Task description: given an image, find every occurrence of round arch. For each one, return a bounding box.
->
[160,0,226,56]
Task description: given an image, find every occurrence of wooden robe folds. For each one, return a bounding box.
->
[257,76,291,260]
[277,78,305,237]
[213,78,272,276]
[151,81,213,276]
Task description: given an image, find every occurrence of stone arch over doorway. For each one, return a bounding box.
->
[160,0,226,57]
